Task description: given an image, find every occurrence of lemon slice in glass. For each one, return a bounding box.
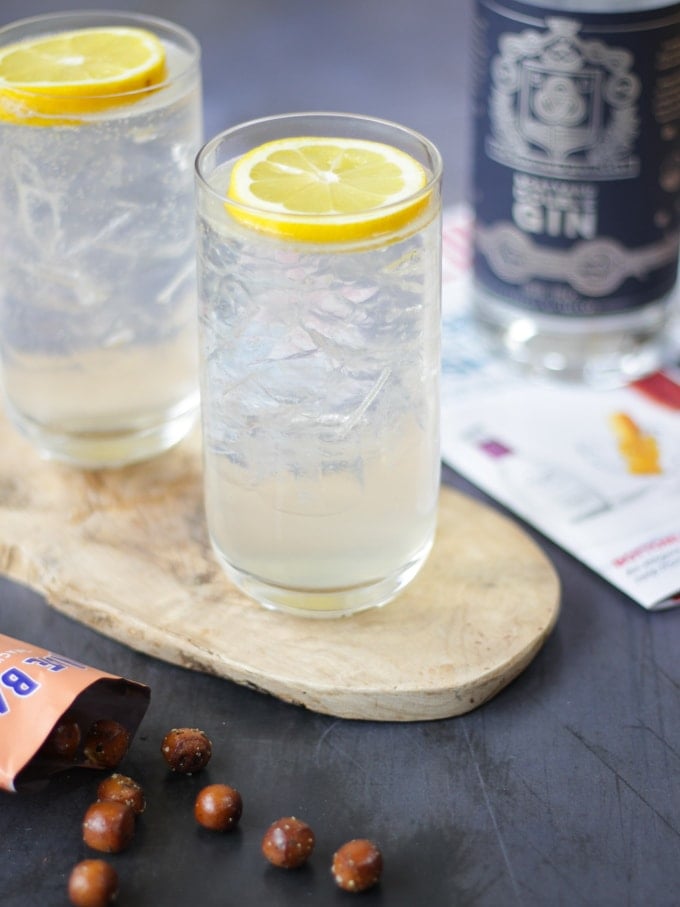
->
[226,136,431,243]
[0,26,166,121]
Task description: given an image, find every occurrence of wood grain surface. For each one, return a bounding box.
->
[0,410,560,721]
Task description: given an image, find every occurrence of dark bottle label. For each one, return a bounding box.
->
[472,0,680,316]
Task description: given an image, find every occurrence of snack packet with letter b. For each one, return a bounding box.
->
[0,632,150,791]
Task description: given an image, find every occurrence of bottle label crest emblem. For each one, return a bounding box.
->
[473,0,680,315]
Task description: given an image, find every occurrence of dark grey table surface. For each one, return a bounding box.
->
[1,2,679,906]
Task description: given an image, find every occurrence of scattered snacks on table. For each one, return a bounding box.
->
[82,799,136,853]
[261,816,316,869]
[67,859,119,907]
[332,838,383,893]
[97,772,146,815]
[161,727,213,774]
[3,634,386,897]
[194,782,243,831]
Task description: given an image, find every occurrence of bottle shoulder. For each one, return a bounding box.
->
[511,0,678,11]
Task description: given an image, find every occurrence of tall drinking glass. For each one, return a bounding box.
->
[195,112,442,617]
[0,12,202,467]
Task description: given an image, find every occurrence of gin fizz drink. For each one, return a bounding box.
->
[0,12,202,466]
[196,113,442,616]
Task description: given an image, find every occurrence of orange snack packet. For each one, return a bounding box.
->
[0,632,150,792]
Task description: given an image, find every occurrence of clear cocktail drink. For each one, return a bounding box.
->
[195,113,442,616]
[0,12,202,466]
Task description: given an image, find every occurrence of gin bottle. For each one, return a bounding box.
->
[470,0,680,387]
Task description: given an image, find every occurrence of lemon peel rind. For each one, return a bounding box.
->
[224,192,435,244]
[0,82,166,126]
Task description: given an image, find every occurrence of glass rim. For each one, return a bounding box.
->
[195,111,443,222]
[0,9,201,103]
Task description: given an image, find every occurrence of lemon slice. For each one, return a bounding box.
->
[0,26,166,122]
[226,136,431,243]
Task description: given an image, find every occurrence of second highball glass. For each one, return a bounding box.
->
[0,11,203,467]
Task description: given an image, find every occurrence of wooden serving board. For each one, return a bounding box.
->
[0,410,560,721]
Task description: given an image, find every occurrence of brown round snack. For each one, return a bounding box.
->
[97,772,146,815]
[82,800,135,853]
[332,838,383,893]
[68,859,119,907]
[83,720,131,769]
[261,816,315,869]
[40,715,81,761]
[161,727,212,774]
[194,783,243,831]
